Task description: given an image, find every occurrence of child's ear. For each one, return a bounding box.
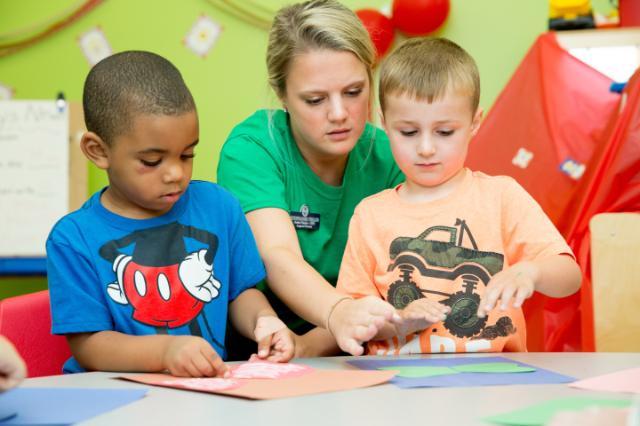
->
[470,108,484,137]
[80,131,110,170]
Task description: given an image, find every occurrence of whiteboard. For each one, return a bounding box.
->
[0,101,69,257]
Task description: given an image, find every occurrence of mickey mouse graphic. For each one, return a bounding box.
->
[99,222,222,341]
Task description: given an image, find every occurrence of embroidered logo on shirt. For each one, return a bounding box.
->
[290,204,320,231]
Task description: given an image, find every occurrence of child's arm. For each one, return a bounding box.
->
[477,254,582,318]
[228,288,295,362]
[66,331,229,377]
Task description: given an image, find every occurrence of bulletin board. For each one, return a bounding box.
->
[0,101,87,275]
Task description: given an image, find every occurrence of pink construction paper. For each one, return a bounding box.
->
[156,377,243,392]
[230,361,314,379]
[120,368,396,400]
[570,368,640,393]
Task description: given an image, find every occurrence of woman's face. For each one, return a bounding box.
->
[281,49,370,163]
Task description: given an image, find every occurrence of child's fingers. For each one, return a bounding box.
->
[356,296,397,321]
[426,310,447,323]
[178,359,202,378]
[513,285,532,308]
[0,377,21,392]
[340,338,364,356]
[256,334,273,359]
[191,352,217,377]
[407,303,448,321]
[499,285,517,311]
[478,283,504,317]
[189,356,216,377]
[167,361,190,377]
[201,345,229,378]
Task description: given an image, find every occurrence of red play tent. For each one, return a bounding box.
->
[559,68,640,351]
[466,32,638,351]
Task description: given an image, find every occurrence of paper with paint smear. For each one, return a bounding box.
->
[120,361,395,400]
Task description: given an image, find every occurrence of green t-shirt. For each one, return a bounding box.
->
[217,109,403,332]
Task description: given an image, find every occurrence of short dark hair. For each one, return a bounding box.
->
[83,51,195,145]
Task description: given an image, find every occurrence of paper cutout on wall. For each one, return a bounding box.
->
[0,83,14,100]
[230,361,314,379]
[559,157,586,180]
[184,15,222,58]
[78,27,112,66]
[512,148,533,169]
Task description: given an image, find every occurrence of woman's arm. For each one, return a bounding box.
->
[246,208,396,355]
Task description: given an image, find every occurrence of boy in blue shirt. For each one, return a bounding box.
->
[47,51,294,376]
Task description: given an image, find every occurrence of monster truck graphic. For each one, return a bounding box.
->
[386,218,504,338]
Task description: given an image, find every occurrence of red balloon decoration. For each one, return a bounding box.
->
[355,9,395,59]
[391,0,450,36]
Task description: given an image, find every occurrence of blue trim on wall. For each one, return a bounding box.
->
[0,258,46,275]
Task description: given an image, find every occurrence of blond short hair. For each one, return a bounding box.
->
[266,0,375,99]
[379,37,480,114]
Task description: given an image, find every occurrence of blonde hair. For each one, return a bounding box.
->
[266,0,375,99]
[379,37,480,115]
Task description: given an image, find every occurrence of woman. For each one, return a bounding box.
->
[217,0,403,357]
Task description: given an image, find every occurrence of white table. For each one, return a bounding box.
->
[21,352,640,426]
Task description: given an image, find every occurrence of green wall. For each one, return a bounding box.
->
[0,0,546,298]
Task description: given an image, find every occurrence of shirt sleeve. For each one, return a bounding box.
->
[336,205,383,299]
[217,135,288,214]
[47,230,114,335]
[501,179,575,264]
[223,190,267,301]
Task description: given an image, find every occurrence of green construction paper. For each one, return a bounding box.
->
[483,396,631,425]
[379,366,458,378]
[452,362,536,374]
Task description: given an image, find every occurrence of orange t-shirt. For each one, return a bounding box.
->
[336,169,574,355]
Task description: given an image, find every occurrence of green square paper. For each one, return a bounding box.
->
[379,366,458,378]
[484,396,631,425]
[453,362,536,374]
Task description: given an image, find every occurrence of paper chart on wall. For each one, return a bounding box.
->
[0,101,69,258]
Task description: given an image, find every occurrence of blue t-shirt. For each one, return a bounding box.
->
[47,181,265,373]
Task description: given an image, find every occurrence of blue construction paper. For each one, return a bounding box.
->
[0,388,147,425]
[347,357,574,389]
[0,407,16,423]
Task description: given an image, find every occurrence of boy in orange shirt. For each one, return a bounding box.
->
[336,38,581,355]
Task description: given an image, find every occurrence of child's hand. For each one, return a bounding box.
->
[162,335,229,378]
[0,336,26,391]
[253,316,295,362]
[328,296,400,356]
[396,298,450,336]
[477,261,539,318]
